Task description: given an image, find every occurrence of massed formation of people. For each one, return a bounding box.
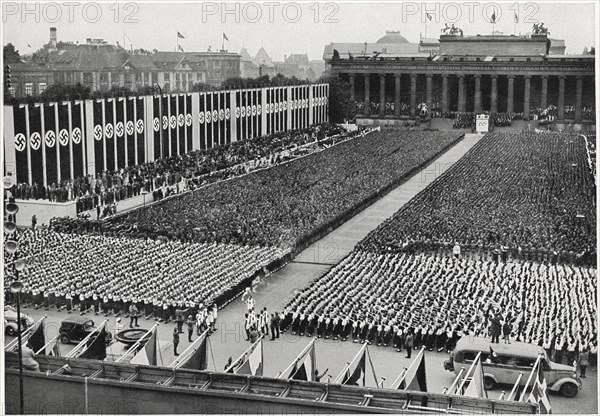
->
[358,132,596,264]
[282,251,597,362]
[102,130,463,249]
[3,228,285,317]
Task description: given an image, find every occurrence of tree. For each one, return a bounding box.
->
[317,74,355,123]
[3,43,21,63]
[40,82,92,102]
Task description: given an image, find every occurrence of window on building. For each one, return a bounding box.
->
[25,83,33,96]
[38,82,47,94]
[8,86,15,97]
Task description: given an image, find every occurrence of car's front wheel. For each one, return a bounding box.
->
[560,383,579,398]
[6,326,16,336]
[60,334,70,344]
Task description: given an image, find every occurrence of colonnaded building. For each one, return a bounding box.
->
[324,29,595,124]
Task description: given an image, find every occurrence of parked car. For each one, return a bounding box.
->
[59,318,112,345]
[444,337,582,397]
[4,306,34,336]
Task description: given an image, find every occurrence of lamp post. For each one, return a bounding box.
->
[5,196,24,414]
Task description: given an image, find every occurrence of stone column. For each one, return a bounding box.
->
[349,73,356,103]
[557,76,565,119]
[379,74,386,116]
[364,74,370,116]
[141,72,145,88]
[441,74,448,114]
[507,76,515,114]
[410,74,417,117]
[474,75,482,113]
[394,74,401,117]
[490,75,498,114]
[426,75,433,111]
[458,74,466,113]
[575,76,583,121]
[523,75,531,119]
[107,72,112,89]
[119,73,125,88]
[541,75,548,110]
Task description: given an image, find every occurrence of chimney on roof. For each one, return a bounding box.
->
[50,27,57,50]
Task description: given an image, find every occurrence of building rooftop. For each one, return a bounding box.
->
[376,31,410,44]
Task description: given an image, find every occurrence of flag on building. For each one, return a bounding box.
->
[426,12,433,21]
[223,33,229,41]
[130,329,159,366]
[491,11,497,23]
[27,318,46,354]
[233,339,263,376]
[464,354,487,398]
[514,12,519,23]
[79,328,108,361]
[528,378,552,414]
[400,350,427,392]
[290,342,317,381]
[178,45,185,52]
[178,332,208,371]
[177,31,185,39]
[333,344,368,386]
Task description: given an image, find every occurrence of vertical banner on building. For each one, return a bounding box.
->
[224,91,231,145]
[240,90,247,141]
[151,95,161,160]
[217,91,224,146]
[71,101,84,179]
[185,94,193,152]
[13,105,28,185]
[191,92,200,150]
[57,102,71,181]
[28,105,44,185]
[235,90,241,142]
[114,98,126,169]
[43,103,58,186]
[229,90,236,143]
[205,92,213,149]
[125,98,135,167]
[162,95,170,158]
[248,89,254,140]
[102,99,114,172]
[257,89,263,138]
[199,92,206,150]
[177,94,185,155]
[135,97,146,165]
[168,95,176,156]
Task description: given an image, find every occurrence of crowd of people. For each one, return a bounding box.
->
[358,132,596,264]
[3,228,285,314]
[12,124,347,212]
[90,130,463,249]
[283,250,597,358]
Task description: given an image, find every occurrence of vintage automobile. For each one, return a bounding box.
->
[59,318,112,345]
[444,337,582,397]
[4,306,34,336]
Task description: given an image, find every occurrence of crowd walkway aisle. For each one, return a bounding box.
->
[209,133,483,373]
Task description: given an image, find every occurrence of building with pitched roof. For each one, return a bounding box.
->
[7,28,241,98]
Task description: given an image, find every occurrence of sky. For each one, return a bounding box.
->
[2,1,597,61]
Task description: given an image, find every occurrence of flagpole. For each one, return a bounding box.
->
[276,337,317,379]
[332,342,367,384]
[519,354,542,401]
[366,346,379,387]
[457,351,482,394]
[169,329,210,369]
[391,346,425,389]
[65,319,109,358]
[35,334,59,355]
[224,335,264,373]
[507,372,524,401]
[446,367,465,395]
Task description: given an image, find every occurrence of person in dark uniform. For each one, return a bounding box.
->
[490,313,502,343]
[173,327,180,356]
[405,331,414,358]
